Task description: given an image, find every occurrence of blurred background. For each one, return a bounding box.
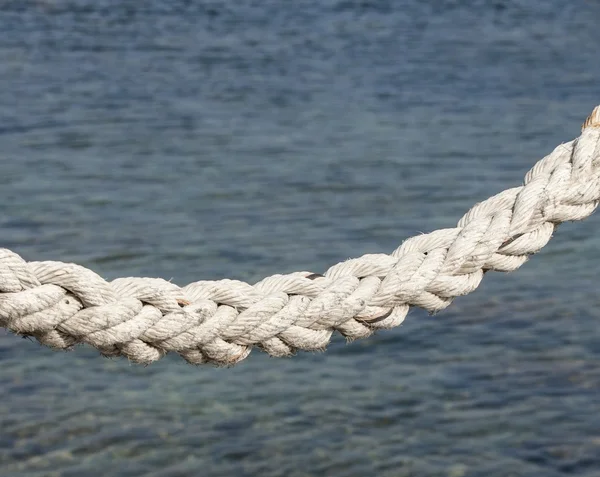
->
[1,1,600,476]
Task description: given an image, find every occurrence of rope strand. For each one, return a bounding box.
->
[2,106,600,366]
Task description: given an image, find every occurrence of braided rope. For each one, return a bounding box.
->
[2,107,600,367]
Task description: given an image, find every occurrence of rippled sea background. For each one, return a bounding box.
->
[1,1,600,476]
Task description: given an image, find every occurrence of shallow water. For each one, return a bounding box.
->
[1,1,600,476]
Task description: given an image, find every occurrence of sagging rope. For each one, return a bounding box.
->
[2,106,600,367]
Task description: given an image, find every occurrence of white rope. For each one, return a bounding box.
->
[2,106,600,367]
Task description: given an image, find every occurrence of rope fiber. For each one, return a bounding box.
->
[2,106,600,366]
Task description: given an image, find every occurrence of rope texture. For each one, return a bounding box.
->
[2,107,600,366]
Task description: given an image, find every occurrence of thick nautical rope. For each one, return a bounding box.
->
[2,107,600,367]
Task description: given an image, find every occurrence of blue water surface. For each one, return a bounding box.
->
[1,1,600,476]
